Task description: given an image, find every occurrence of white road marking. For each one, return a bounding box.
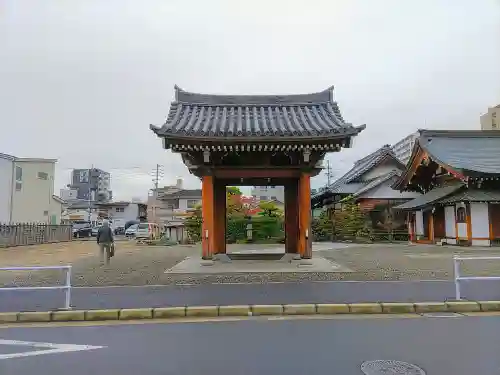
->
[0,339,105,360]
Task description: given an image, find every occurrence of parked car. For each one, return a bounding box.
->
[72,221,92,238]
[136,223,161,240]
[114,226,125,235]
[125,224,139,238]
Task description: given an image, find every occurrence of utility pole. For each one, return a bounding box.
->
[325,159,334,187]
[150,164,164,224]
[87,166,93,225]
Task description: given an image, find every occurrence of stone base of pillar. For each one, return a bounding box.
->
[279,253,302,263]
[213,253,232,263]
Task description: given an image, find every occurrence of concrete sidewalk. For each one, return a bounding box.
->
[2,280,500,312]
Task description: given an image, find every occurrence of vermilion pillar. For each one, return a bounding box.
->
[285,179,299,254]
[213,180,227,254]
[201,175,215,259]
[298,172,312,259]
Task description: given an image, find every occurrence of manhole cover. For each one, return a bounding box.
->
[361,360,426,375]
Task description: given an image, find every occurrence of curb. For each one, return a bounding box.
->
[0,301,497,324]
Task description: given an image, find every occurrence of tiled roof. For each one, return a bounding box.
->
[326,145,404,193]
[159,189,202,199]
[150,86,365,141]
[437,189,500,204]
[416,130,500,176]
[393,182,464,210]
[311,146,407,207]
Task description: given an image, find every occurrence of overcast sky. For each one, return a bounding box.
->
[1,0,499,200]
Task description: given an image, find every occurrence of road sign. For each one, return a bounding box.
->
[0,339,105,360]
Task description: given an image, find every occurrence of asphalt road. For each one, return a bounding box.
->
[2,280,500,312]
[1,315,500,374]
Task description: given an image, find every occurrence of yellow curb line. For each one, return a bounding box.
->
[1,301,497,324]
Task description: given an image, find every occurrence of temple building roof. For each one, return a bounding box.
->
[150,86,365,146]
[394,129,500,191]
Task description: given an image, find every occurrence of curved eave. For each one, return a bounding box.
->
[150,124,364,144]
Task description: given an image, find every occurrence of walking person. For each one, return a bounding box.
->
[97,219,114,265]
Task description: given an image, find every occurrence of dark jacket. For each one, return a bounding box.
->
[97,225,114,244]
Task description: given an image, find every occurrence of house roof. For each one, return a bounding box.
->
[311,146,409,208]
[150,86,365,143]
[95,201,130,207]
[393,182,464,210]
[52,195,66,204]
[321,145,404,195]
[159,189,202,199]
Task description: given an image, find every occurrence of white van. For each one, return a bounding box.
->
[135,222,161,240]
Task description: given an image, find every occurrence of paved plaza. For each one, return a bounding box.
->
[1,241,500,287]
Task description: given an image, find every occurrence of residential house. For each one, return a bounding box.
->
[251,186,285,202]
[148,180,202,242]
[95,201,147,228]
[393,129,500,246]
[311,145,420,212]
[0,153,64,224]
[65,200,147,228]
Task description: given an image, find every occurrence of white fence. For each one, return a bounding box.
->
[0,266,72,310]
[453,256,500,300]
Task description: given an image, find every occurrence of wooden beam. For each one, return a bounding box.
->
[214,168,302,179]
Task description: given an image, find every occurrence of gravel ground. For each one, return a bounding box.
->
[2,241,500,286]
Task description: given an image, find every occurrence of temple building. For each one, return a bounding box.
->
[311,144,419,212]
[151,85,365,258]
[393,130,500,246]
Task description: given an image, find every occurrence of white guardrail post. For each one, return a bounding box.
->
[0,265,72,310]
[453,256,500,301]
[453,256,461,300]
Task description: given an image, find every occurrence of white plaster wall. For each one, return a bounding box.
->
[111,204,139,227]
[415,211,424,235]
[471,203,489,239]
[444,206,456,238]
[0,157,13,223]
[356,181,421,199]
[361,162,400,181]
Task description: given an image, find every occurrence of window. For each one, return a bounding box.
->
[270,186,276,188]
[271,196,277,200]
[115,207,124,213]
[43,210,49,216]
[15,166,22,182]
[187,199,199,209]
[15,182,22,191]
[37,172,48,180]
[456,207,466,223]
[260,196,268,201]
[79,170,89,183]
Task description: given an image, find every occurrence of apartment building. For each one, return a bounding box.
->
[480,105,500,130]
[69,168,112,202]
[0,153,65,223]
[391,132,418,165]
[250,186,285,202]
